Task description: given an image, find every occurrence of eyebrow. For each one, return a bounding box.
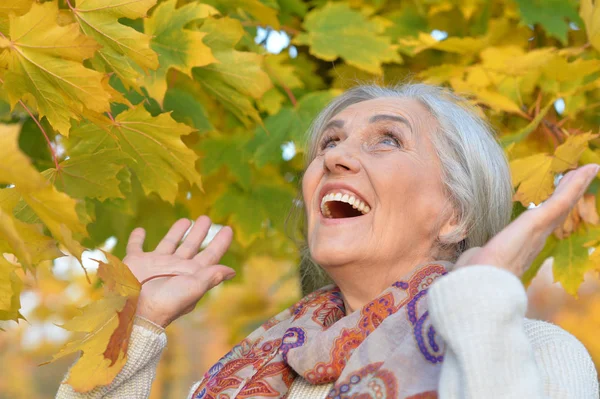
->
[322,114,413,133]
[368,114,412,132]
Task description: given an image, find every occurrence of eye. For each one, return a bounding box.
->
[320,134,338,150]
[380,132,402,147]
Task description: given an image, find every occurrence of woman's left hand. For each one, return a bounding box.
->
[454,163,600,277]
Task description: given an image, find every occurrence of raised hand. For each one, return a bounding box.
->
[455,163,600,276]
[123,216,235,328]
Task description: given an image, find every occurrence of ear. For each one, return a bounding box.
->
[438,206,466,243]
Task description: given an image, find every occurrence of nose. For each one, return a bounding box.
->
[323,142,361,175]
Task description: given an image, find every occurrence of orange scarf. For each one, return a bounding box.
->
[193,262,451,399]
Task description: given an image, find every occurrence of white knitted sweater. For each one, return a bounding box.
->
[56,266,599,398]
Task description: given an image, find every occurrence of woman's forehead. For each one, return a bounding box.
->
[331,97,428,122]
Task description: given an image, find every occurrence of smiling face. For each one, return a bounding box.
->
[302,97,458,279]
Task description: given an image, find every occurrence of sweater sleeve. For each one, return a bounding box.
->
[56,316,167,399]
[427,265,598,399]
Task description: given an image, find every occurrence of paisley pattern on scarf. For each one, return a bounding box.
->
[326,362,398,398]
[193,262,450,399]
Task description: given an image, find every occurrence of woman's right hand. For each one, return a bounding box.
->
[123,216,236,328]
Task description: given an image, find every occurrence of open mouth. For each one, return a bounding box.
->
[320,192,371,219]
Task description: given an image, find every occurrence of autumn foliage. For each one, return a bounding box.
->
[1,0,600,396]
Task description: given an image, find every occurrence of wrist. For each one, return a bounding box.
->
[135,302,171,328]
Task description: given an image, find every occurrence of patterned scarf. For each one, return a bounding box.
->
[192,261,451,399]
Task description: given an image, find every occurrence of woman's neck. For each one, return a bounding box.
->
[327,258,424,314]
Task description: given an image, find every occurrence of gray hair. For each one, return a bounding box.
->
[289,83,514,292]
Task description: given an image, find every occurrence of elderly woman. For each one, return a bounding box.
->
[58,84,599,399]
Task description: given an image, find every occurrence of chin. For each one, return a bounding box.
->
[308,238,359,268]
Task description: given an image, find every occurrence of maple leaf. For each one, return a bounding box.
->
[143,0,218,104]
[70,0,159,89]
[69,106,201,203]
[294,3,401,75]
[248,90,340,167]
[0,203,61,270]
[514,0,582,44]
[211,182,295,247]
[43,149,127,201]
[510,132,598,206]
[0,255,23,322]
[217,0,280,29]
[0,124,86,263]
[552,226,600,297]
[580,0,600,52]
[553,194,600,239]
[0,2,111,135]
[193,17,272,126]
[0,0,33,34]
[197,131,253,190]
[47,251,140,392]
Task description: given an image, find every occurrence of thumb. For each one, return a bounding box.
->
[454,246,482,269]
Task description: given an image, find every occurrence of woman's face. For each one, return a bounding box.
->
[302,97,457,273]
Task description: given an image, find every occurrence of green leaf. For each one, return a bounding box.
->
[514,0,582,44]
[293,3,401,74]
[211,182,295,247]
[551,226,600,296]
[193,17,272,126]
[43,150,127,201]
[248,90,339,167]
[69,107,201,204]
[197,132,252,189]
[163,87,214,132]
[143,0,218,103]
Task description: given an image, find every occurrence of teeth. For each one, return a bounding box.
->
[320,191,371,217]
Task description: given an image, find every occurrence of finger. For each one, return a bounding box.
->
[175,216,212,259]
[154,218,192,254]
[193,226,233,265]
[126,227,146,255]
[542,164,599,229]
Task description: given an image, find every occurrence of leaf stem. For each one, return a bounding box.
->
[140,273,179,285]
[264,63,297,106]
[0,75,60,170]
[19,100,61,171]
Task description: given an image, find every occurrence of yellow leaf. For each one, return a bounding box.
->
[0,124,79,265]
[511,132,598,206]
[71,0,159,89]
[580,0,600,52]
[48,252,140,392]
[0,124,46,192]
[0,2,112,135]
[0,255,23,322]
[220,0,280,29]
[0,204,61,269]
[0,0,33,34]
[553,132,599,170]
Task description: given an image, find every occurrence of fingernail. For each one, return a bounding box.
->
[224,273,236,281]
